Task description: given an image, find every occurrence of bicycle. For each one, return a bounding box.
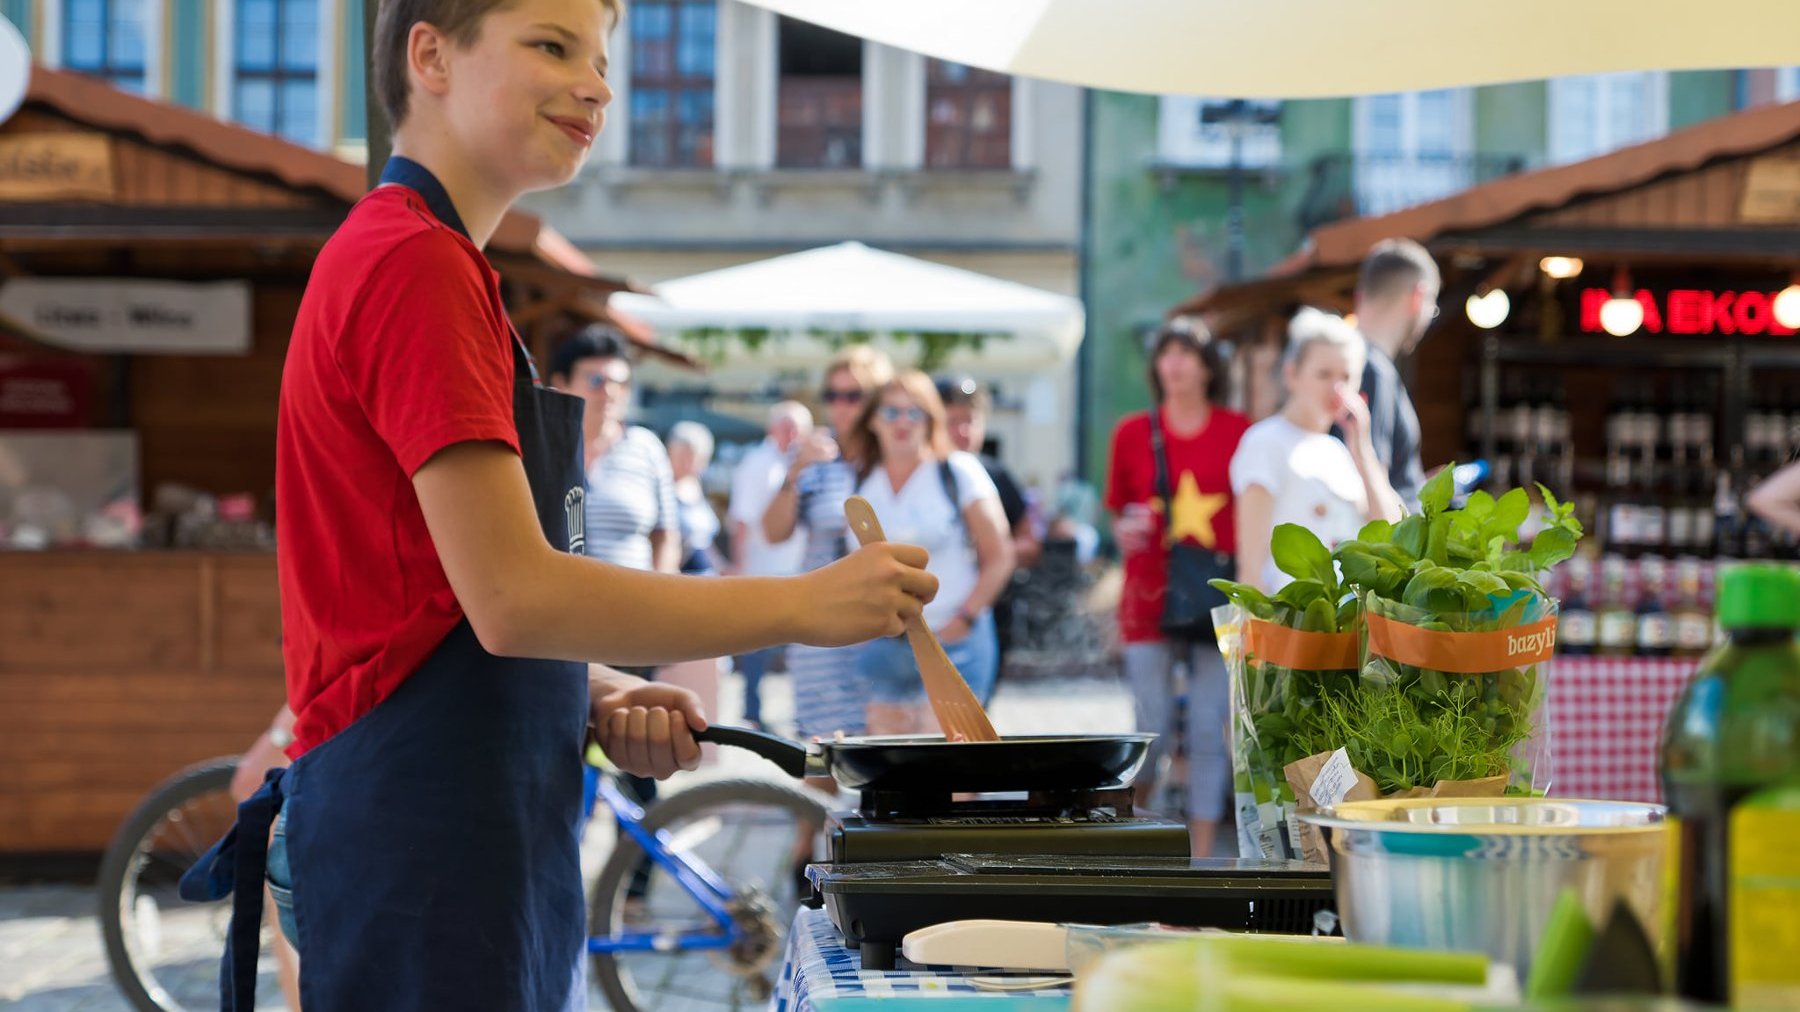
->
[98,751,831,1012]
[582,757,830,1011]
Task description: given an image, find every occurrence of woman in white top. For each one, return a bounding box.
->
[844,371,1016,735]
[1231,308,1406,592]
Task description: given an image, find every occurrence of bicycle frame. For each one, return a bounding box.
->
[582,764,744,955]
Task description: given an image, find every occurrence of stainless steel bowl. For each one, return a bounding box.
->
[1302,798,1671,976]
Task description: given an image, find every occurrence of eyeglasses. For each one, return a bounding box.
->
[878,405,928,425]
[820,388,864,404]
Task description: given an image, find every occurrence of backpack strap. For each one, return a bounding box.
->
[1148,408,1174,546]
[940,457,973,548]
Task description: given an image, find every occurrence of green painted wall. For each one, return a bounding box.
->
[1079,92,1348,480]
[2,0,30,47]
[169,0,207,109]
[340,0,366,142]
[1669,70,1737,129]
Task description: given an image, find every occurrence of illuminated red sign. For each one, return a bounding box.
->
[1579,288,1797,336]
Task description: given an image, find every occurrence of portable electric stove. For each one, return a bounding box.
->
[809,854,1336,969]
[825,785,1192,866]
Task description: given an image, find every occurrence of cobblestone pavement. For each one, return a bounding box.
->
[1,672,1138,1011]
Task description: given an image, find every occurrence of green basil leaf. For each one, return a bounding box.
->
[1535,482,1562,514]
[1393,514,1429,560]
[1270,523,1334,587]
[1463,489,1495,520]
[1357,519,1394,544]
[1488,487,1531,542]
[1274,578,1328,610]
[1526,526,1579,571]
[1418,463,1457,517]
[1426,514,1453,566]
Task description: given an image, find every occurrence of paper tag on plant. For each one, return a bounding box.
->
[1308,748,1360,809]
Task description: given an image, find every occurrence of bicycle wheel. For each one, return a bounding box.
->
[96,756,283,1012]
[589,777,831,1012]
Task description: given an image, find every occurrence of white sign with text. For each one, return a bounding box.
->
[0,278,253,354]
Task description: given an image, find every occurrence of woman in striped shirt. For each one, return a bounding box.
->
[549,325,679,819]
[550,326,680,576]
[762,345,896,749]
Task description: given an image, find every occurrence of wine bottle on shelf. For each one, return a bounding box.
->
[1560,558,1598,658]
[1671,558,1714,660]
[1597,557,1639,658]
[1690,468,1717,561]
[1635,557,1675,659]
[1713,471,1741,563]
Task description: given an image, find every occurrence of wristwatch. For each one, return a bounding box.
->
[268,724,295,750]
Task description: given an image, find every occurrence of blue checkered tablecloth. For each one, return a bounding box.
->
[771,906,1072,1011]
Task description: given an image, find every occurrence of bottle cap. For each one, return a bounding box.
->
[1716,565,1800,630]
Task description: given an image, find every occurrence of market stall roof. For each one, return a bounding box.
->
[611,242,1085,368]
[735,0,1795,99]
[9,66,635,284]
[2,66,705,366]
[1175,98,1800,324]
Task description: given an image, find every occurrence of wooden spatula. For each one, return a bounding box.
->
[844,495,1001,742]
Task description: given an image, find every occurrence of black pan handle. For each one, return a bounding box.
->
[695,725,815,779]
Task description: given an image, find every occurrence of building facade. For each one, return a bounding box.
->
[518,0,1086,491]
[4,0,369,157]
[3,0,1087,487]
[1079,69,1800,482]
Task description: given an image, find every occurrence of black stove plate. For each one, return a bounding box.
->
[810,854,1335,970]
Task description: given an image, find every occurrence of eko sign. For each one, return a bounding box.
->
[1578,287,1798,337]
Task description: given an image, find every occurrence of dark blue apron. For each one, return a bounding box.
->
[182,157,591,1011]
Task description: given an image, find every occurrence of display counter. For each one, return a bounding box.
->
[0,550,284,855]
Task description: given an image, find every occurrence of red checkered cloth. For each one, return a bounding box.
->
[1546,657,1697,804]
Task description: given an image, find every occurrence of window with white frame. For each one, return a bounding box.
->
[1548,73,1667,164]
[62,0,149,92]
[1353,89,1472,216]
[1155,97,1281,169]
[233,0,320,146]
[775,15,862,169]
[923,59,1013,170]
[628,0,716,168]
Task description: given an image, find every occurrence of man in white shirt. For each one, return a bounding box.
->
[726,400,813,725]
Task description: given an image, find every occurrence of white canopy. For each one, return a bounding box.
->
[610,242,1085,368]
[734,0,1798,99]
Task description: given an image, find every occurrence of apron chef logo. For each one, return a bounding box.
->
[565,487,585,555]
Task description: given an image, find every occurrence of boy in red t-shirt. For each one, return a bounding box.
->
[184,0,938,1007]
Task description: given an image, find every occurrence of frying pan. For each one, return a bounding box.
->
[693,726,1155,794]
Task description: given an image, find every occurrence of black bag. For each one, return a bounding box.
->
[1149,409,1232,642]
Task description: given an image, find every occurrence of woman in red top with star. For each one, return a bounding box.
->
[1104,321,1249,858]
[180,0,936,1007]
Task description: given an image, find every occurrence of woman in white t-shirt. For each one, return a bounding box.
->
[844,371,1017,734]
[1231,308,1406,592]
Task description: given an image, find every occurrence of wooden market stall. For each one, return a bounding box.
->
[1173,98,1800,805]
[0,67,690,858]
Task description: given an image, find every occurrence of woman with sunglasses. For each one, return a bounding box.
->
[763,346,895,753]
[845,371,1016,734]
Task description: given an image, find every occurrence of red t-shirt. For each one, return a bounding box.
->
[1104,407,1250,644]
[277,186,522,756]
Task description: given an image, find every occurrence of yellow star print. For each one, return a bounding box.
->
[1151,472,1228,549]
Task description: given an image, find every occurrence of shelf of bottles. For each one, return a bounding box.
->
[1468,354,1800,660]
